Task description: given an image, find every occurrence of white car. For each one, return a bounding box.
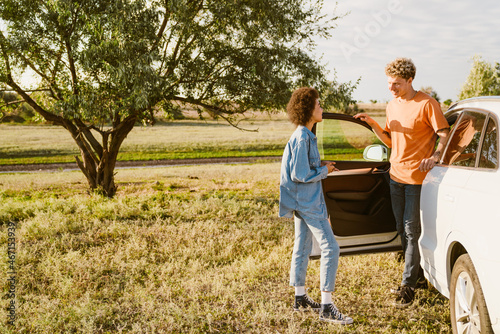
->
[310,97,500,333]
[420,97,500,333]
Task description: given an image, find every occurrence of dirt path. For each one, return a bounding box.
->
[0,156,281,173]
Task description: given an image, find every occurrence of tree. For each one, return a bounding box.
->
[323,78,359,114]
[459,55,500,100]
[420,86,440,103]
[1,0,355,197]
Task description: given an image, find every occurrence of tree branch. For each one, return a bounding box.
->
[0,99,23,107]
[166,33,183,78]
[75,119,104,158]
[151,7,171,52]
[173,96,256,132]
[112,114,138,134]
[65,38,79,95]
[75,130,100,165]
[0,88,52,93]
[0,31,13,78]
[1,31,64,100]
[1,33,65,125]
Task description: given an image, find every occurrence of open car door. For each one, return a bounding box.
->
[310,113,401,257]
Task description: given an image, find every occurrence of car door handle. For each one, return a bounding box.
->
[371,165,390,174]
[444,194,455,202]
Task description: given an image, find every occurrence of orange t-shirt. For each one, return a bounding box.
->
[384,91,449,184]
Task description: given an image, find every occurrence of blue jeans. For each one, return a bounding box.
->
[390,179,422,288]
[289,211,339,292]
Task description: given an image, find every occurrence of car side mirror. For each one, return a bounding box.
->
[363,144,388,162]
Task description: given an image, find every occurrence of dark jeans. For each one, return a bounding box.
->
[390,179,422,288]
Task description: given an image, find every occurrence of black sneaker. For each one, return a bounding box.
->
[390,286,402,295]
[391,277,428,295]
[394,285,415,308]
[319,303,353,325]
[293,294,321,312]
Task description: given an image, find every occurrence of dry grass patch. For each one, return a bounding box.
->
[0,163,450,333]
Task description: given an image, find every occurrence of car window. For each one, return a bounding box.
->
[478,117,498,169]
[316,117,383,161]
[442,111,486,167]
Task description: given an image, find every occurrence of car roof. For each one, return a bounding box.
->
[449,96,500,116]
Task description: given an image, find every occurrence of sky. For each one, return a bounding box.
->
[3,1,500,104]
[313,0,500,103]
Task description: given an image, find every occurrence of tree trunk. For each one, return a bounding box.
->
[73,115,137,197]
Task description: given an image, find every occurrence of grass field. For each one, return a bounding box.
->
[0,163,451,333]
[0,113,295,165]
[0,111,388,166]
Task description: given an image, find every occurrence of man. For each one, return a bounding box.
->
[354,57,449,308]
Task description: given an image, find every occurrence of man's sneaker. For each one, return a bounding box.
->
[391,277,428,295]
[293,294,321,312]
[390,286,402,295]
[319,303,353,325]
[394,285,415,308]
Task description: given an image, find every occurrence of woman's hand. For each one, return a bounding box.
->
[322,161,339,173]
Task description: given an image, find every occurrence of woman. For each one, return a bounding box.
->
[279,87,353,324]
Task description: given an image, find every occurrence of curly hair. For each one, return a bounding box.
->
[286,87,319,126]
[385,57,416,80]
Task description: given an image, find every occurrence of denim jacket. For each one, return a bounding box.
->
[279,125,329,219]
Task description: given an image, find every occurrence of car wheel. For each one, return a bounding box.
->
[450,254,493,334]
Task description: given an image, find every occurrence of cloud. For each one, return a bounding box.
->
[314,0,500,102]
